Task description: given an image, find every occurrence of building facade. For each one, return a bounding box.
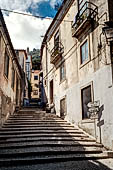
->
[0,10,23,127]
[26,48,32,81]
[41,0,113,150]
[15,49,29,104]
[31,70,40,99]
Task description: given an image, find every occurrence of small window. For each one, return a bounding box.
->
[80,40,88,64]
[60,62,65,82]
[34,84,39,88]
[34,75,38,80]
[33,90,38,95]
[81,85,92,119]
[4,52,9,78]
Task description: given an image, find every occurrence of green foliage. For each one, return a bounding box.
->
[30,48,41,70]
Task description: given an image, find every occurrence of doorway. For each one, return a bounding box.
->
[81,85,92,119]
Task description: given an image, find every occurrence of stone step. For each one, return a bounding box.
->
[0,130,84,135]
[12,110,59,118]
[8,118,61,121]
[0,153,108,167]
[2,124,74,128]
[4,122,71,125]
[7,120,67,123]
[0,133,89,140]
[0,146,103,156]
[16,110,46,113]
[7,118,62,121]
[0,141,103,150]
[0,137,96,144]
[0,127,77,131]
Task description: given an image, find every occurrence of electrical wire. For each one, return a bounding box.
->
[0,8,72,23]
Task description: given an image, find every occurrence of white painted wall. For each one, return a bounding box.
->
[41,0,113,149]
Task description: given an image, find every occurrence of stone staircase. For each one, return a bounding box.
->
[0,108,110,167]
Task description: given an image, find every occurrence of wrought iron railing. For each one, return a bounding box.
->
[51,42,64,64]
[72,2,98,31]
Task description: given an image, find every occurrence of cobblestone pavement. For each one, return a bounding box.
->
[0,159,113,170]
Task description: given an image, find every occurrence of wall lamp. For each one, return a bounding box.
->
[102,21,113,44]
[98,21,113,50]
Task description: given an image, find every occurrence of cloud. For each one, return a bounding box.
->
[0,0,46,11]
[0,0,62,50]
[4,12,51,50]
[50,0,62,8]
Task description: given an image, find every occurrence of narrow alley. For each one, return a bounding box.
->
[1,0,113,169]
[0,107,113,169]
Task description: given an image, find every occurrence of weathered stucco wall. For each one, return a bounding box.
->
[0,17,22,127]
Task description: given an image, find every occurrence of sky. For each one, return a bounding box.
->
[0,0,62,50]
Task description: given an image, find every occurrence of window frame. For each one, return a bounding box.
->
[33,90,38,95]
[79,37,90,68]
[80,40,88,64]
[80,82,94,120]
[34,75,38,80]
[60,62,66,83]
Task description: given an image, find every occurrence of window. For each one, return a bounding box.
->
[60,97,66,118]
[11,67,15,89]
[54,30,59,50]
[78,0,87,15]
[34,84,39,88]
[4,52,9,78]
[80,40,88,64]
[34,75,38,80]
[33,90,38,95]
[81,85,92,119]
[60,62,65,82]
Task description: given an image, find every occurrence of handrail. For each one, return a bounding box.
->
[50,42,64,63]
[51,42,64,57]
[72,1,98,28]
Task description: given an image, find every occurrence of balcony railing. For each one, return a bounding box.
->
[72,2,98,38]
[50,42,64,64]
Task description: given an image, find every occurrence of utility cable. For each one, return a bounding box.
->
[0,8,72,23]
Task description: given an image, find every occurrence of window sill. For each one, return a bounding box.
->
[79,58,90,69]
[59,78,66,85]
